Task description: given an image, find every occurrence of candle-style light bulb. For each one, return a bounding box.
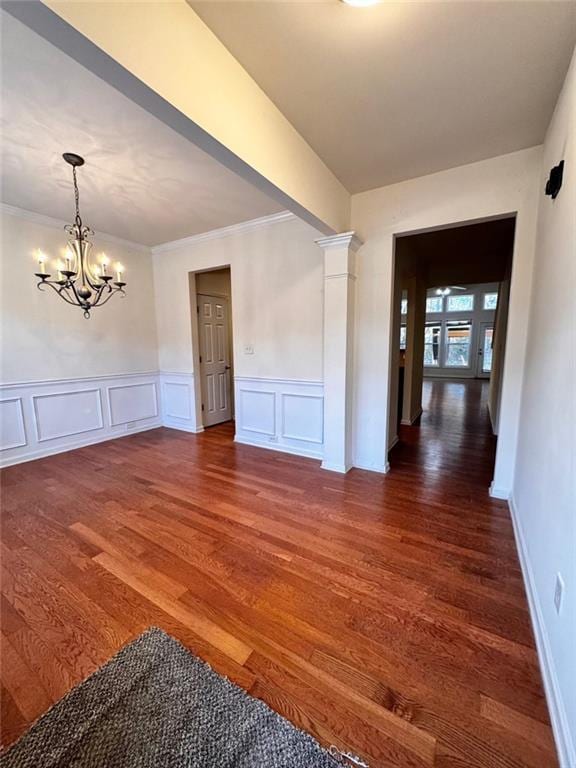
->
[55,260,66,281]
[64,247,74,272]
[37,251,46,271]
[101,255,109,277]
[116,263,124,282]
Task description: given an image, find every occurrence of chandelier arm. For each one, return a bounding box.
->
[38,280,84,307]
[90,281,111,307]
[92,286,125,308]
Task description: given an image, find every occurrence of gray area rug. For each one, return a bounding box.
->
[0,627,348,768]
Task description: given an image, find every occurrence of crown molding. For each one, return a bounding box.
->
[151,211,296,255]
[315,231,363,252]
[1,203,151,253]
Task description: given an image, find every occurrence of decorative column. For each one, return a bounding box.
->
[316,232,362,473]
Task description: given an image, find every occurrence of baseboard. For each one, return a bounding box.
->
[162,418,204,434]
[0,421,161,468]
[489,482,510,500]
[352,460,389,474]
[508,495,574,768]
[320,460,352,474]
[401,408,423,426]
[234,435,322,461]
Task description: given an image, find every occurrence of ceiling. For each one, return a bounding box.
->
[191,0,576,193]
[0,12,283,247]
[397,217,516,286]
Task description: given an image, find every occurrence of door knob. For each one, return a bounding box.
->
[224,365,231,370]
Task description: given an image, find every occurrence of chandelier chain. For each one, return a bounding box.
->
[72,165,81,227]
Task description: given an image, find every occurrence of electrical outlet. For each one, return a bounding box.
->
[244,344,254,355]
[554,573,564,615]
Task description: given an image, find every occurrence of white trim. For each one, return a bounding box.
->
[0,203,150,253]
[162,421,204,435]
[489,482,510,500]
[1,422,160,468]
[388,434,399,451]
[234,434,322,461]
[152,211,296,254]
[234,375,322,388]
[508,495,574,768]
[320,460,351,473]
[351,460,389,474]
[0,372,161,467]
[0,370,160,390]
[401,408,423,426]
[315,231,363,252]
[234,376,324,460]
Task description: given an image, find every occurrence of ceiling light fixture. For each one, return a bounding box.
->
[435,286,467,296]
[34,153,126,319]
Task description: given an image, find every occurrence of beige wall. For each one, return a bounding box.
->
[0,211,158,383]
[153,216,324,381]
[513,49,576,763]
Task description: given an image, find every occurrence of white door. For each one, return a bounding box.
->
[198,294,232,426]
[476,322,494,378]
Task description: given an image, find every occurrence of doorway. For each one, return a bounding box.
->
[192,267,234,428]
[389,217,516,486]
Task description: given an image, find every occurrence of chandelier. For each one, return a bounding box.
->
[35,153,126,319]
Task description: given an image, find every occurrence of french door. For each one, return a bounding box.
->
[476,322,494,378]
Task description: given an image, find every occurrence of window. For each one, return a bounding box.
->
[401,299,408,315]
[483,292,498,310]
[400,324,407,350]
[482,327,494,373]
[424,324,441,366]
[426,296,443,313]
[447,294,474,312]
[445,321,472,367]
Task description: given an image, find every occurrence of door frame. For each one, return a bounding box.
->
[188,266,235,432]
[386,212,518,496]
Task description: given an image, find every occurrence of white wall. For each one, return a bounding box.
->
[153,214,326,456]
[0,208,160,465]
[351,147,542,485]
[512,49,576,767]
[153,215,323,380]
[1,209,158,382]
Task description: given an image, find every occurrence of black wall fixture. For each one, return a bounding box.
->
[545,160,564,200]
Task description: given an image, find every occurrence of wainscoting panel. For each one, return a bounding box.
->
[108,382,158,426]
[159,372,201,434]
[33,389,103,442]
[0,372,162,467]
[234,377,324,459]
[0,398,26,451]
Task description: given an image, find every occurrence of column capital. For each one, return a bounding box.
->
[315,231,363,253]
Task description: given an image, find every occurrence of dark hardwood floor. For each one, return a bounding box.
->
[0,379,557,767]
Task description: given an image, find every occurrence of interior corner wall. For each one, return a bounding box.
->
[153,215,326,456]
[0,210,160,466]
[351,146,543,484]
[512,47,576,767]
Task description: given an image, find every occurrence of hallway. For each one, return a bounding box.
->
[0,383,555,766]
[391,378,497,491]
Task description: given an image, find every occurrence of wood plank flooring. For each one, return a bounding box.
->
[0,379,557,767]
